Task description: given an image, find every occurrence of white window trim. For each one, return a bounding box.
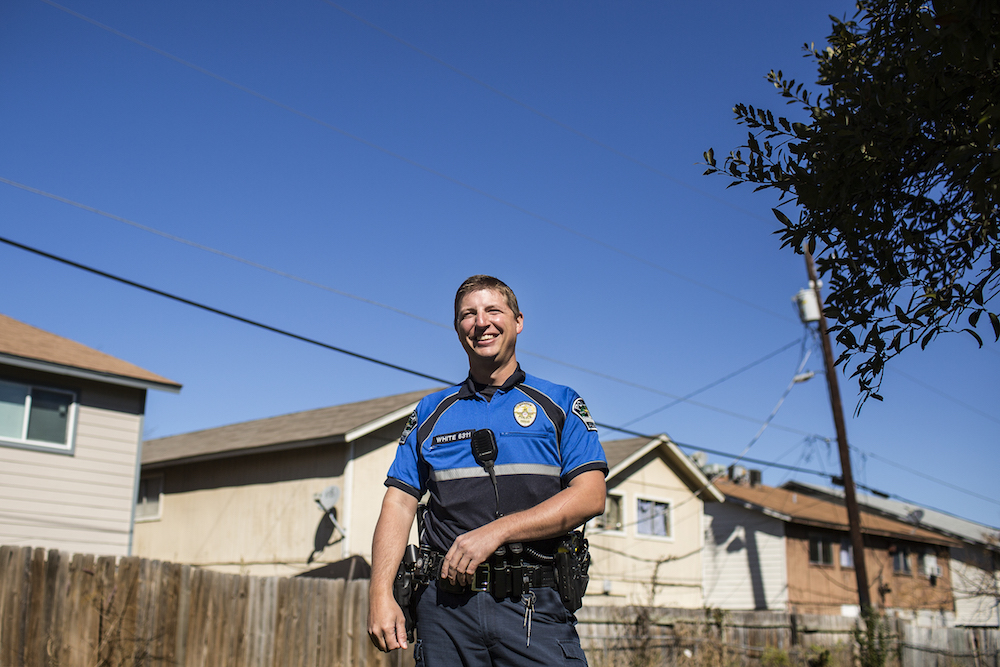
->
[135,474,164,522]
[634,494,674,542]
[590,492,625,535]
[0,378,78,455]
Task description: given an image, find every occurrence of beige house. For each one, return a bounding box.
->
[134,388,436,576]
[0,313,181,557]
[585,435,724,608]
[137,404,723,607]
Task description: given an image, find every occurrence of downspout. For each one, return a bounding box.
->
[127,413,146,556]
[342,441,355,557]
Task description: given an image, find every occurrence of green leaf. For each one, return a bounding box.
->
[772,208,792,226]
[991,313,1000,341]
[969,310,981,327]
[963,329,983,347]
[704,148,716,167]
[920,330,934,350]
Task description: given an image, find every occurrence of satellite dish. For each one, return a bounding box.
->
[316,485,341,511]
[905,509,924,525]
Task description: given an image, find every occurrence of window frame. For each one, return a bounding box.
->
[840,537,855,569]
[0,378,78,455]
[893,546,912,575]
[135,474,164,522]
[635,495,673,541]
[808,534,836,566]
[591,493,625,534]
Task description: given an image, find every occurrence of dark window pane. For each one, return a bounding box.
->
[27,389,71,444]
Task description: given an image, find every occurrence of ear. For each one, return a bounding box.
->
[515,312,524,334]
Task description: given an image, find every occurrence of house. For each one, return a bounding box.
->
[0,313,181,557]
[584,435,724,608]
[783,480,1000,627]
[137,405,725,609]
[703,475,960,623]
[134,388,437,576]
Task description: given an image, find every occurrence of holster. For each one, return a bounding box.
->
[554,530,591,612]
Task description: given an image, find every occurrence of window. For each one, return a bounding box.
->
[840,538,855,568]
[636,498,671,538]
[593,494,624,532]
[135,475,163,521]
[893,546,911,574]
[0,379,76,452]
[809,535,835,566]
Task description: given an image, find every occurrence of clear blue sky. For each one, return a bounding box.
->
[2,0,998,530]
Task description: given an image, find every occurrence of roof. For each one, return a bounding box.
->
[142,387,438,467]
[603,434,725,503]
[783,481,1000,551]
[716,479,959,547]
[0,313,181,393]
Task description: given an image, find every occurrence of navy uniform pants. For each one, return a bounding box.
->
[413,580,588,666]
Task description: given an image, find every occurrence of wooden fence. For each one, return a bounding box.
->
[0,546,408,667]
[576,606,1000,667]
[2,545,998,667]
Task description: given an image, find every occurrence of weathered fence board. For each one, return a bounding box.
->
[1,545,997,667]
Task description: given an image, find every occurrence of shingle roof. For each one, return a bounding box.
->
[601,435,725,502]
[0,313,180,391]
[783,481,1000,550]
[716,479,959,546]
[602,436,650,470]
[142,387,438,466]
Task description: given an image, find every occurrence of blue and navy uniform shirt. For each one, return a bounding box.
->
[386,366,608,554]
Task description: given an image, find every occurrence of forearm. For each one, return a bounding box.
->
[442,470,605,583]
[492,470,606,543]
[369,488,418,600]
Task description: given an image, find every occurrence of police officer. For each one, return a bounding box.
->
[367,275,607,665]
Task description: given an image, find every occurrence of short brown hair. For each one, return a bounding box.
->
[454,275,521,329]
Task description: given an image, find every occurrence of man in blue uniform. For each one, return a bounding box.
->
[368,275,607,665]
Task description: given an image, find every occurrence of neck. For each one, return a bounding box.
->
[469,356,518,387]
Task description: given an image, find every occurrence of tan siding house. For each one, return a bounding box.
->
[585,436,724,608]
[134,389,437,577]
[0,314,180,557]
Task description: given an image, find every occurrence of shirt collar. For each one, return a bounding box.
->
[458,364,525,398]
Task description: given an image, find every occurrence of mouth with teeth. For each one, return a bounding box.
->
[474,333,499,345]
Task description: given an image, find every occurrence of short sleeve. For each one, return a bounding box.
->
[385,409,424,498]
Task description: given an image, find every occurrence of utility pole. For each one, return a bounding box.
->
[804,249,872,611]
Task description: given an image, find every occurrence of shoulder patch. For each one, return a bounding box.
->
[398,410,418,445]
[572,397,597,432]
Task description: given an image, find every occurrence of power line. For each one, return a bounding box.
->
[0,234,452,386]
[6,234,995,514]
[618,338,803,428]
[2,176,813,431]
[851,445,1000,508]
[0,177,448,330]
[38,0,794,324]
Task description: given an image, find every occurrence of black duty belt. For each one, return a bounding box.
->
[423,547,558,599]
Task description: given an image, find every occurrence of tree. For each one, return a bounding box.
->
[704,0,999,403]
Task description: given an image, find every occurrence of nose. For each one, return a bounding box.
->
[475,309,489,328]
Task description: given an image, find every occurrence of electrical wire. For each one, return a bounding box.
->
[5,234,996,518]
[0,234,453,386]
[617,338,803,428]
[36,0,795,323]
[1,177,815,433]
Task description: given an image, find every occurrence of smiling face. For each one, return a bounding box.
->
[456,288,524,384]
